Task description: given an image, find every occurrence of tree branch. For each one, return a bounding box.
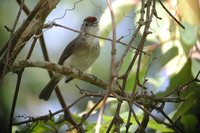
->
[0,0,60,80]
[12,60,108,90]
[15,0,79,128]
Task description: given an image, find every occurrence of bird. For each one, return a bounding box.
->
[39,16,100,100]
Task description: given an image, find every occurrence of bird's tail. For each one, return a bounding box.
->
[39,76,61,100]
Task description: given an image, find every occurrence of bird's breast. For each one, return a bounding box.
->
[63,40,100,71]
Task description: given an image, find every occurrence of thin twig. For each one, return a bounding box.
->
[0,0,25,83]
[12,90,104,126]
[96,0,117,132]
[134,101,182,133]
[38,32,79,127]
[16,0,30,15]
[158,0,185,29]
[8,70,23,133]
[26,37,37,60]
[43,22,141,52]
[0,0,60,82]
[125,109,132,133]
[7,1,25,132]
[106,100,123,132]
[166,70,200,96]
[15,0,79,128]
[52,0,83,22]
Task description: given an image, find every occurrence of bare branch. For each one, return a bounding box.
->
[15,0,78,128]
[158,0,185,29]
[12,60,108,90]
[0,0,60,80]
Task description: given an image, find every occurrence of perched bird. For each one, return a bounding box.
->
[39,16,100,100]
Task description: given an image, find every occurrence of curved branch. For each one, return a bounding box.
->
[12,60,107,90]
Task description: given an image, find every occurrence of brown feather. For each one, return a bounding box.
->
[58,37,78,65]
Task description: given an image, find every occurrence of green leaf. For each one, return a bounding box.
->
[191,59,200,78]
[26,122,56,133]
[180,22,199,47]
[146,119,173,132]
[180,114,197,133]
[172,82,200,121]
[177,0,200,25]
[85,123,97,133]
[160,47,178,67]
[103,112,174,132]
[173,91,197,121]
[158,60,193,96]
[160,38,187,76]
[120,53,152,92]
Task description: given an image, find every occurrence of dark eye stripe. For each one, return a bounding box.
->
[85,23,89,27]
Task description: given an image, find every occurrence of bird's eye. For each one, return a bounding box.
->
[85,22,89,27]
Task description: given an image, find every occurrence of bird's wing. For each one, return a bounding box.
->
[58,37,78,65]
